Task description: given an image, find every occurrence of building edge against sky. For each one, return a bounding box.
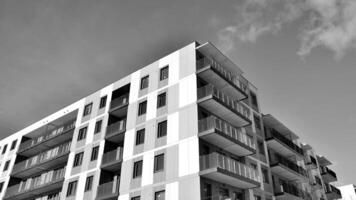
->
[0,41,344,200]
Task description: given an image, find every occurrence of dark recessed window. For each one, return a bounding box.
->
[138,101,147,116]
[157,92,166,108]
[84,176,94,192]
[66,181,78,197]
[157,120,167,138]
[154,154,164,172]
[77,127,88,141]
[83,103,93,116]
[131,196,140,200]
[140,75,149,89]
[250,91,259,109]
[160,66,169,81]
[73,152,84,167]
[262,168,269,183]
[91,146,99,161]
[0,182,4,193]
[136,129,145,145]
[254,115,261,130]
[2,144,7,155]
[99,96,107,109]
[94,120,102,134]
[258,141,265,156]
[3,160,10,171]
[10,140,17,150]
[155,190,165,200]
[133,160,143,178]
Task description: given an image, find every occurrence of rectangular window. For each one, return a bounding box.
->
[136,129,145,145]
[262,168,269,183]
[138,101,147,116]
[155,190,165,200]
[160,66,169,81]
[94,120,102,134]
[91,146,99,161]
[77,127,88,141]
[84,176,94,192]
[258,141,265,156]
[0,182,4,193]
[157,120,167,138]
[140,75,149,89]
[83,103,93,116]
[157,92,166,108]
[154,154,164,172]
[254,195,261,200]
[10,140,17,150]
[3,160,10,171]
[99,95,107,109]
[2,144,7,154]
[133,160,143,178]
[250,91,259,109]
[73,152,84,167]
[131,196,140,200]
[66,181,78,197]
[254,115,261,130]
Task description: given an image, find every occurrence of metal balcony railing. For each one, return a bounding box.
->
[196,57,249,94]
[18,120,75,152]
[198,116,255,149]
[96,177,120,199]
[270,153,308,178]
[267,129,304,155]
[197,84,250,119]
[200,152,259,182]
[101,147,123,166]
[110,94,129,110]
[277,182,311,199]
[106,120,126,137]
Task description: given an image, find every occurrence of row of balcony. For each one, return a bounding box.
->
[321,166,337,183]
[275,182,311,200]
[266,129,304,158]
[270,153,308,182]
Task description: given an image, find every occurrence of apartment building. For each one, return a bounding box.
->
[0,41,342,200]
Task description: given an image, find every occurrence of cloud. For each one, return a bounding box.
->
[216,0,356,58]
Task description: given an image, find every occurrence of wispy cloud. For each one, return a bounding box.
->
[216,0,356,58]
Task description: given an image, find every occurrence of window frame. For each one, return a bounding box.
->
[77,127,88,141]
[2,144,7,154]
[73,152,84,167]
[84,176,94,192]
[154,190,166,200]
[157,92,167,108]
[99,95,107,109]
[3,160,10,171]
[83,103,93,116]
[157,120,167,138]
[66,180,78,197]
[10,140,17,150]
[136,129,145,145]
[159,66,169,81]
[138,101,147,116]
[94,120,103,134]
[154,153,165,173]
[91,146,99,161]
[140,75,149,90]
[133,160,143,178]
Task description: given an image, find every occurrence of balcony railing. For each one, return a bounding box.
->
[267,129,304,156]
[198,116,255,149]
[5,167,65,199]
[18,120,75,153]
[321,166,337,179]
[200,152,259,182]
[197,84,250,120]
[110,94,129,110]
[276,182,311,199]
[12,142,71,175]
[96,177,120,200]
[106,120,126,137]
[325,183,341,196]
[102,147,123,166]
[270,154,308,178]
[197,57,249,94]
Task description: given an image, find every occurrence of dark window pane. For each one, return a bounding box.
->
[73,152,84,167]
[83,103,93,116]
[157,93,166,108]
[140,76,149,89]
[138,101,147,116]
[10,140,17,150]
[136,129,145,145]
[160,66,169,81]
[2,144,7,154]
[85,176,94,191]
[133,160,143,178]
[78,127,88,141]
[154,154,164,172]
[157,120,167,138]
[99,96,107,109]
[67,181,78,197]
[94,120,102,134]
[91,146,99,161]
[155,190,165,200]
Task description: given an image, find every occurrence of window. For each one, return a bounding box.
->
[3,160,10,171]
[157,92,166,108]
[138,101,147,116]
[140,75,149,89]
[258,141,265,156]
[254,195,261,200]
[203,183,212,200]
[157,120,167,138]
[66,181,78,197]
[254,115,261,130]
[91,146,99,161]
[133,160,143,178]
[250,91,259,109]
[99,95,107,109]
[83,103,93,116]
[154,154,164,172]
[77,127,88,141]
[94,120,102,134]
[84,176,94,191]
[0,182,3,193]
[2,144,7,154]
[10,140,17,150]
[160,66,169,81]
[131,197,140,200]
[155,190,165,200]
[73,152,84,167]
[262,168,269,183]
[136,129,145,145]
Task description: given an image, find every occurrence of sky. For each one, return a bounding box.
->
[0,0,356,185]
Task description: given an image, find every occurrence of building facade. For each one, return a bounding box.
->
[0,42,342,200]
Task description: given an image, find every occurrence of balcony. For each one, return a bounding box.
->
[325,184,342,199]
[305,155,318,169]
[199,152,260,189]
[270,154,308,182]
[321,166,337,183]
[196,57,248,100]
[198,116,256,156]
[266,129,304,158]
[105,120,126,143]
[96,177,120,200]
[4,168,65,200]
[11,142,71,178]
[18,120,75,157]
[311,176,323,189]
[197,84,251,127]
[317,155,332,167]
[275,182,311,200]
[101,147,123,172]
[109,94,129,118]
